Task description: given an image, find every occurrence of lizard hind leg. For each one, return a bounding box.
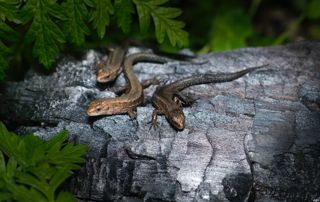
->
[173,93,198,107]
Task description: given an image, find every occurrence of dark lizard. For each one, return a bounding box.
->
[150,64,268,130]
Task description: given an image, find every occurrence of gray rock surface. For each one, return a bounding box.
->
[0,42,319,202]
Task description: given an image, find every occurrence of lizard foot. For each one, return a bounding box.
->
[149,110,159,130]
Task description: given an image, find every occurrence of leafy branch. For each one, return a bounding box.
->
[22,0,66,68]
[62,0,90,45]
[115,0,135,33]
[0,0,188,80]
[0,122,87,202]
[133,0,188,47]
[0,0,20,81]
[87,0,114,38]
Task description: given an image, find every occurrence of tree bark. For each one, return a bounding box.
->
[0,42,319,201]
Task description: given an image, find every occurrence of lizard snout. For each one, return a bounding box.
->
[169,109,185,130]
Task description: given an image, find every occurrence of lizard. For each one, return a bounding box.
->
[95,45,200,84]
[150,64,268,130]
[107,78,160,95]
[87,53,183,118]
[96,45,127,83]
[95,44,160,97]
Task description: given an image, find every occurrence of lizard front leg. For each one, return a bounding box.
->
[149,109,160,130]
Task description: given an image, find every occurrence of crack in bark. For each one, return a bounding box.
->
[125,148,157,161]
[194,129,215,198]
[243,133,256,202]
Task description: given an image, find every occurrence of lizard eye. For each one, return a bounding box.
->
[96,107,101,112]
[173,97,181,105]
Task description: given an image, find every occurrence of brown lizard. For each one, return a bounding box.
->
[87,53,180,118]
[96,45,127,83]
[96,43,202,83]
[151,64,268,130]
[107,78,160,95]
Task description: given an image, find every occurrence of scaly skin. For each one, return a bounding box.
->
[87,53,178,117]
[151,64,268,130]
[96,46,127,83]
[95,43,206,83]
[108,78,160,95]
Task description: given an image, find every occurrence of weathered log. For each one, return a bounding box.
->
[0,42,319,201]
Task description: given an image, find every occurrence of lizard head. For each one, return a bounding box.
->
[167,108,185,130]
[96,68,118,83]
[87,99,117,116]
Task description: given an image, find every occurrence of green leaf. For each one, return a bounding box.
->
[6,157,17,179]
[0,152,11,200]
[6,181,47,202]
[44,130,69,160]
[89,0,114,38]
[0,40,10,55]
[46,2,67,21]
[0,151,5,173]
[84,0,95,7]
[28,188,49,201]
[115,0,135,33]
[0,56,7,81]
[0,55,9,81]
[0,40,11,54]
[62,0,90,45]
[0,122,21,158]
[15,171,50,196]
[208,8,253,51]
[28,162,55,180]
[133,0,150,33]
[21,135,45,167]
[0,122,87,201]
[56,191,76,202]
[0,21,19,41]
[133,0,188,47]
[49,166,72,193]
[48,143,87,166]
[0,20,16,81]
[44,130,87,169]
[15,139,27,166]
[22,0,66,68]
[44,130,69,151]
[20,0,36,23]
[0,192,12,202]
[0,40,10,81]
[306,0,320,19]
[0,0,21,23]
[26,13,65,68]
